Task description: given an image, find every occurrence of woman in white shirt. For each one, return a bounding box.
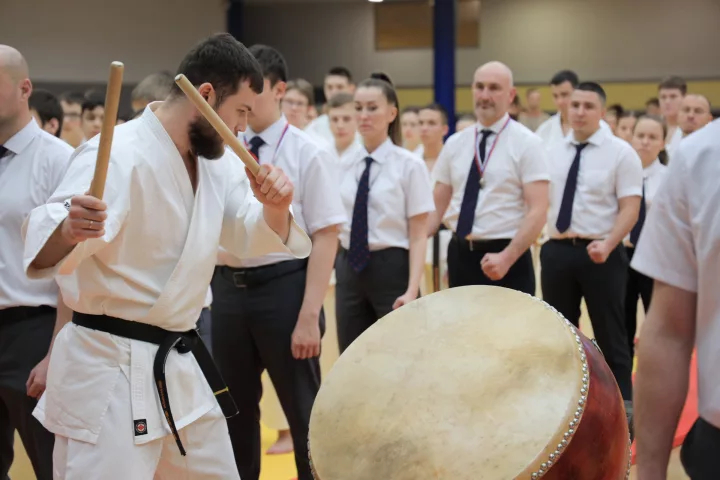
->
[625,115,668,358]
[335,73,435,353]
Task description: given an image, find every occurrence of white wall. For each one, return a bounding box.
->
[243,0,720,86]
[0,0,226,83]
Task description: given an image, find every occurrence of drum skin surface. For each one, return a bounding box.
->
[308,286,630,480]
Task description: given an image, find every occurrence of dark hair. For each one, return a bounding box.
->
[401,106,420,116]
[420,103,449,125]
[357,72,401,145]
[607,103,624,117]
[81,92,105,114]
[248,44,288,86]
[132,71,174,103]
[619,110,638,120]
[645,97,660,108]
[634,114,668,165]
[658,76,687,95]
[550,70,579,88]
[171,33,264,105]
[327,66,352,83]
[327,91,354,109]
[285,78,314,106]
[29,89,63,137]
[59,91,85,106]
[576,81,607,104]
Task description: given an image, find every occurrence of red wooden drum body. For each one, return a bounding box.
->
[308,286,630,480]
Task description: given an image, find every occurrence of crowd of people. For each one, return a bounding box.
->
[1,31,719,480]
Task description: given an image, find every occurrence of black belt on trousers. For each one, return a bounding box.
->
[72,311,238,456]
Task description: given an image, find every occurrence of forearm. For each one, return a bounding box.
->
[299,228,339,320]
[407,233,428,294]
[504,207,546,264]
[263,206,292,244]
[605,207,638,249]
[31,220,77,271]
[635,327,693,477]
[427,210,445,237]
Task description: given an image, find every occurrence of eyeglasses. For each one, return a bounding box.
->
[282,99,308,109]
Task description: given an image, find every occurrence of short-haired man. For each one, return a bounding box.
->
[305,66,355,144]
[658,75,687,154]
[29,89,64,137]
[58,91,84,148]
[678,93,713,137]
[543,82,643,433]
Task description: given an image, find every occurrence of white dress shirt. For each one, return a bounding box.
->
[432,114,550,239]
[536,113,611,147]
[23,105,311,446]
[218,116,346,268]
[339,138,434,250]
[665,126,684,161]
[0,119,73,309]
[305,114,334,145]
[546,127,643,239]
[336,139,364,167]
[624,158,667,246]
[631,119,720,429]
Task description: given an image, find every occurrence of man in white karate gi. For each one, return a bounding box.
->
[21,33,312,479]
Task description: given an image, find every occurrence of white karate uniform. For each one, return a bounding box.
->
[22,104,312,479]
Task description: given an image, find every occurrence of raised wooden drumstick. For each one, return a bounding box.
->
[174,74,260,176]
[89,61,124,200]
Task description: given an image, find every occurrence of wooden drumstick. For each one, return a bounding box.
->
[89,61,124,200]
[173,74,260,177]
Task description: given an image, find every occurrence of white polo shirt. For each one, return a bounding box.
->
[432,114,550,240]
[546,127,643,239]
[338,138,434,251]
[217,116,346,268]
[0,119,73,309]
[631,119,720,429]
[624,158,667,246]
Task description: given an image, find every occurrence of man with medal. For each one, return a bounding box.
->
[428,61,549,295]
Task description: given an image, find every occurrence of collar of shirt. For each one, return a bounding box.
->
[142,103,179,153]
[564,125,608,148]
[644,157,664,178]
[4,119,41,155]
[475,113,510,135]
[243,115,288,151]
[359,137,394,165]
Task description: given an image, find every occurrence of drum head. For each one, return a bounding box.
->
[309,286,586,480]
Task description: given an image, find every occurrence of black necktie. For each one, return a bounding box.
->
[456,129,493,239]
[556,142,590,233]
[348,157,373,273]
[630,179,646,245]
[0,145,8,159]
[248,136,265,163]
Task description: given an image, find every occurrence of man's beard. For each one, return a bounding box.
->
[188,115,225,160]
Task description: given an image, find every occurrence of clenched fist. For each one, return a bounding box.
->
[61,195,108,244]
[246,164,294,210]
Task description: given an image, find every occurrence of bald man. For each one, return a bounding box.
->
[0,45,72,480]
[428,61,549,294]
[678,94,713,137]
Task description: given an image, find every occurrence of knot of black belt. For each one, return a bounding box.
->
[72,312,238,457]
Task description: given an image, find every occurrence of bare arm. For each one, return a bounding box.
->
[635,281,696,479]
[503,180,549,264]
[427,183,452,236]
[407,213,430,295]
[262,206,292,244]
[604,196,641,249]
[299,225,339,320]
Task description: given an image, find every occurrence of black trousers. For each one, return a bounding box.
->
[681,417,720,479]
[447,236,535,295]
[624,246,653,359]
[540,239,633,401]
[211,260,323,480]
[335,247,409,353]
[0,307,56,480]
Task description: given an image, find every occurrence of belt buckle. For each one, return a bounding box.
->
[232,271,248,288]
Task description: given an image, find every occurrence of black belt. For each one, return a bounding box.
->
[72,312,237,456]
[218,258,308,288]
[548,237,597,246]
[0,305,56,324]
[451,234,512,252]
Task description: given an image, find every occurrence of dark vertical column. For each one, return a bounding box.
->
[227,0,244,41]
[433,0,456,136]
